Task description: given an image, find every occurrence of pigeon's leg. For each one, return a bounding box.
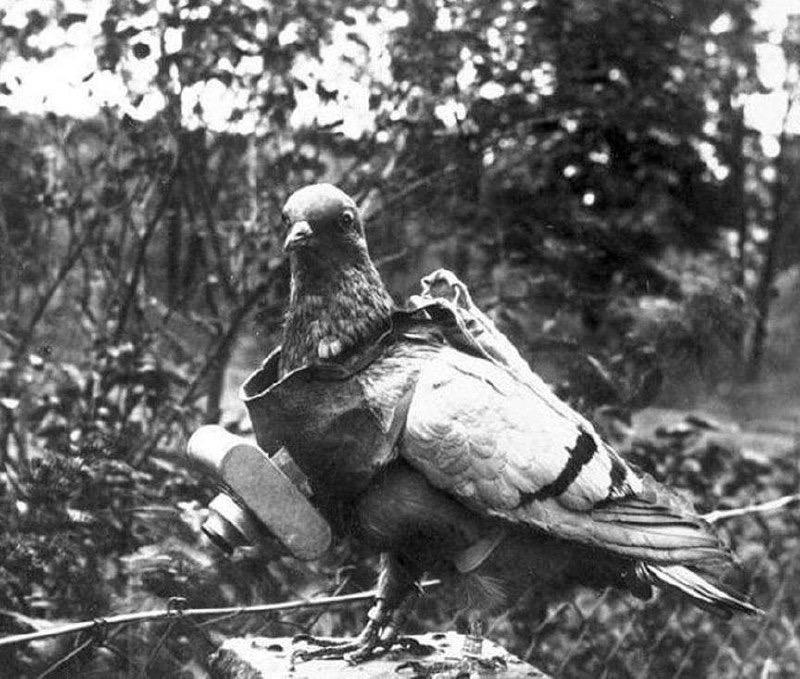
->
[293,553,427,664]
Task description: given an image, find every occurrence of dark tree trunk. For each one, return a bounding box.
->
[730,106,748,292]
[746,131,787,381]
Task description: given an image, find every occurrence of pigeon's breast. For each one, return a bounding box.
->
[239,340,438,500]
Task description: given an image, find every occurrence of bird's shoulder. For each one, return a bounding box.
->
[400,345,643,513]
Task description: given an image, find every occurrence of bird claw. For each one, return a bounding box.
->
[292,639,370,663]
[292,632,434,665]
[291,633,347,648]
[292,629,383,664]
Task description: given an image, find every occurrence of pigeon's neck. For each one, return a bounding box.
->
[281,255,394,374]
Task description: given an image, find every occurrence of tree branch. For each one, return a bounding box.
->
[13,210,97,362]
[180,274,279,408]
[114,159,181,341]
[184,141,237,302]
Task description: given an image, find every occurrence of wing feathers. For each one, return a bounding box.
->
[638,564,762,616]
[402,346,731,567]
[519,431,597,503]
[527,499,722,562]
[404,347,642,514]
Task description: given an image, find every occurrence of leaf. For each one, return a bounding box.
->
[26,10,47,32]
[132,42,151,59]
[213,71,234,87]
[627,366,663,410]
[99,38,122,70]
[0,397,19,410]
[66,508,97,524]
[58,13,88,29]
[115,26,140,40]
[316,81,338,102]
[346,31,369,49]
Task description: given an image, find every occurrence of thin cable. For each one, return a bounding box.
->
[0,579,441,650]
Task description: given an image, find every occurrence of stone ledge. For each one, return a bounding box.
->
[210,632,550,678]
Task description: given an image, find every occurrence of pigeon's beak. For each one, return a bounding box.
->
[284,221,314,252]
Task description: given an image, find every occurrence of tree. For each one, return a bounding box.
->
[746,12,800,379]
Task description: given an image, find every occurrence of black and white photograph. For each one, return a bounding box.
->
[0,0,799,677]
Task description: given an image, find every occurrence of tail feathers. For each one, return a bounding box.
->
[638,563,763,617]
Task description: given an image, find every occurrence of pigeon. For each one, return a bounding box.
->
[275,183,761,665]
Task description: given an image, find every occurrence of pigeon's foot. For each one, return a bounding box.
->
[292,630,433,664]
[293,583,431,665]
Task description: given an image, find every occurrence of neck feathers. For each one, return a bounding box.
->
[281,256,394,375]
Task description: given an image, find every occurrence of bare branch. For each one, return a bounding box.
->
[184,142,237,302]
[114,158,181,341]
[180,275,280,408]
[13,210,98,361]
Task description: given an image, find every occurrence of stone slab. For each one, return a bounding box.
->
[210,632,550,679]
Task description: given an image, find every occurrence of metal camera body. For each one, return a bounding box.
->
[187,425,331,560]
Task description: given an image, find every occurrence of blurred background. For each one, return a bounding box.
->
[0,0,799,676]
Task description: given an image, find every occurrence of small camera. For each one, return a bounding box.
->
[187,425,331,559]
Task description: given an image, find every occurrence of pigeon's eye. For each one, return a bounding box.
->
[339,210,355,228]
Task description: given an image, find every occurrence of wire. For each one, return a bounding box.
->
[0,579,442,650]
[702,494,800,524]
[36,636,95,679]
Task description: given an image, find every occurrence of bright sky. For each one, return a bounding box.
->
[746,0,800,143]
[0,0,797,150]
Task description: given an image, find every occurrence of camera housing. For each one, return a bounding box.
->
[187,425,331,559]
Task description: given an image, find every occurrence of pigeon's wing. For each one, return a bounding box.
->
[401,346,724,565]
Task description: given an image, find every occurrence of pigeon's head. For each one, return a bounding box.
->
[281,184,365,259]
